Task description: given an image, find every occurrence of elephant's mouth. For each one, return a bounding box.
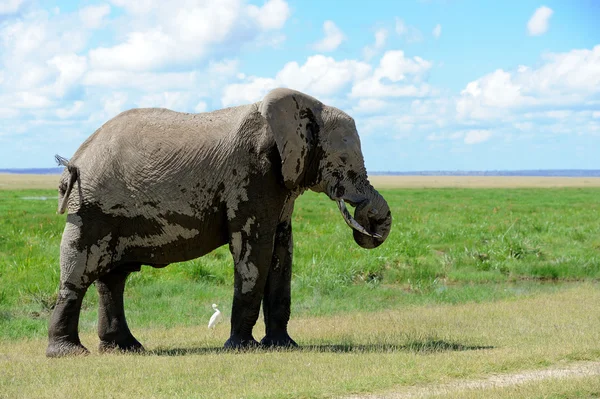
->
[336,199,382,238]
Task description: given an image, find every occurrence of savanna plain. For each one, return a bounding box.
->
[1,174,600,398]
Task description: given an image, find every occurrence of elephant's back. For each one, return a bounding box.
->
[75,108,224,158]
[74,105,256,163]
[67,105,255,213]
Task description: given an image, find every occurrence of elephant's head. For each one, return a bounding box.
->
[260,88,392,248]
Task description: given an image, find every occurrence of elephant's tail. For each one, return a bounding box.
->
[55,155,78,215]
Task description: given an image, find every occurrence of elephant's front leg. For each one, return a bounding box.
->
[225,217,277,349]
[261,218,297,347]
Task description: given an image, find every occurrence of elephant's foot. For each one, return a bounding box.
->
[99,335,145,354]
[224,335,260,350]
[46,339,89,358]
[261,332,298,348]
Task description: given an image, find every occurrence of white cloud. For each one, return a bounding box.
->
[395,18,423,43]
[107,0,156,14]
[195,101,208,113]
[2,14,49,60]
[457,69,526,119]
[0,92,53,109]
[374,29,387,47]
[0,9,88,100]
[0,107,20,118]
[254,32,286,48]
[313,20,345,52]
[14,64,51,89]
[89,0,290,72]
[427,131,463,141]
[137,92,192,110]
[247,0,290,30]
[171,3,240,44]
[528,46,600,94]
[102,92,128,119]
[352,79,433,98]
[351,50,433,98]
[277,55,370,96]
[56,101,84,119]
[79,4,111,29]
[1,10,87,62]
[0,1,290,133]
[426,129,492,144]
[222,77,277,106]
[378,50,432,81]
[464,129,492,144]
[83,59,239,93]
[83,70,196,90]
[3,0,598,170]
[207,59,239,78]
[351,98,388,114]
[514,122,534,131]
[363,28,388,60]
[0,0,26,15]
[89,30,175,71]
[527,6,553,36]
[222,55,371,106]
[457,45,600,120]
[47,54,87,97]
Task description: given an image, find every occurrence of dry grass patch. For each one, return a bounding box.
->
[369,175,600,189]
[3,173,600,190]
[0,174,60,190]
[1,284,599,398]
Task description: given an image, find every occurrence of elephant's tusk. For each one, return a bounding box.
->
[336,199,382,239]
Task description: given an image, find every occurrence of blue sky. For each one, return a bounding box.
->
[0,0,598,171]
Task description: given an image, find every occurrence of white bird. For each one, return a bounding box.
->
[208,303,222,329]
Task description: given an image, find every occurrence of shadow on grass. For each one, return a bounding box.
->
[149,339,493,356]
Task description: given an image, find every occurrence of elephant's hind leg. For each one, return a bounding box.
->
[47,213,116,357]
[47,215,92,357]
[46,282,91,357]
[97,265,144,353]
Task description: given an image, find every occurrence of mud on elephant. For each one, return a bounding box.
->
[46,88,392,357]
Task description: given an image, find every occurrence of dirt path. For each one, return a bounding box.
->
[345,361,600,398]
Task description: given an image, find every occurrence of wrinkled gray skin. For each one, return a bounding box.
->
[46,88,392,357]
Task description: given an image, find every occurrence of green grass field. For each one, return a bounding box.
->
[1,181,600,398]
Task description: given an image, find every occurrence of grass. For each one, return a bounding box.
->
[0,284,598,398]
[1,176,600,397]
[1,187,600,339]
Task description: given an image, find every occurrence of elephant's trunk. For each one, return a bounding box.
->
[337,186,391,249]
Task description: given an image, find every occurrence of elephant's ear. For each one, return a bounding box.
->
[260,88,323,189]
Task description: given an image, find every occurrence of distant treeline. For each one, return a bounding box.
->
[1,168,600,177]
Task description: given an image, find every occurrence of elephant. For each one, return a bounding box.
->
[46,88,392,357]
